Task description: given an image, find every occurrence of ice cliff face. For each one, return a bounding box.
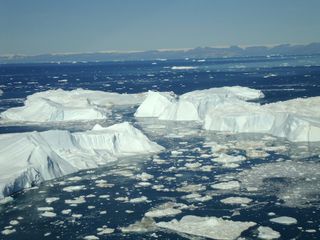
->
[135,86,320,142]
[204,97,320,142]
[0,89,146,122]
[0,122,163,198]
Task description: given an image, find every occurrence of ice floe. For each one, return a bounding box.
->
[211,181,241,190]
[220,197,252,205]
[270,216,297,225]
[144,202,187,218]
[156,215,256,239]
[0,122,163,199]
[257,226,280,239]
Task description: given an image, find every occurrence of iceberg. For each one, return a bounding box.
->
[204,97,320,142]
[135,86,320,142]
[0,122,163,199]
[135,86,264,121]
[156,215,256,240]
[0,89,3,96]
[0,88,146,122]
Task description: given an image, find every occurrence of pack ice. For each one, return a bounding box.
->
[135,86,320,142]
[0,89,145,122]
[0,122,163,199]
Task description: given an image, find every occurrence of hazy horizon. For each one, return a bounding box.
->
[1,0,320,55]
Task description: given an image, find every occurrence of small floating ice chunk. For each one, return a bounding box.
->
[1,229,16,235]
[257,226,281,239]
[156,215,256,240]
[37,207,54,212]
[136,172,154,181]
[220,197,252,205]
[41,211,57,218]
[67,176,82,181]
[185,162,202,169]
[211,181,240,190]
[72,214,83,219]
[145,202,186,218]
[65,196,86,205]
[61,209,72,215]
[182,193,212,202]
[45,197,59,204]
[9,220,19,226]
[171,66,197,70]
[83,235,99,240]
[129,196,148,203]
[62,185,86,192]
[97,226,114,235]
[270,216,297,225]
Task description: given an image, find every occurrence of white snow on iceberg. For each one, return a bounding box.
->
[204,97,320,142]
[156,215,256,240]
[135,86,320,142]
[0,88,145,122]
[135,86,264,121]
[0,122,163,199]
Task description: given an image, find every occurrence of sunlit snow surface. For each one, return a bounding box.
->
[1,55,320,239]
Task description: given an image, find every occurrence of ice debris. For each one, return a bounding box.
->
[270,216,297,225]
[257,226,280,239]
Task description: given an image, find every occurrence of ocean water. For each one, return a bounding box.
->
[0,55,320,239]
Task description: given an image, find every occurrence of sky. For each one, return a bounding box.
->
[1,0,320,55]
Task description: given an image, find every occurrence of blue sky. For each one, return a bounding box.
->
[1,0,319,55]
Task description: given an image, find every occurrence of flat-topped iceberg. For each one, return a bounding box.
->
[0,122,163,199]
[135,86,320,142]
[204,97,320,142]
[1,88,145,122]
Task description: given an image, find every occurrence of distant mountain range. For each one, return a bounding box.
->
[1,42,320,64]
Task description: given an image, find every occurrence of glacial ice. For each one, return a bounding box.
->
[0,88,145,122]
[135,86,320,142]
[269,216,297,225]
[156,215,256,240]
[257,226,280,239]
[0,122,163,199]
[135,86,264,121]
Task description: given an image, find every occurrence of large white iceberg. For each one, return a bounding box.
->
[204,97,320,142]
[135,86,320,142]
[0,122,163,199]
[0,89,146,122]
[135,86,264,121]
[156,215,256,240]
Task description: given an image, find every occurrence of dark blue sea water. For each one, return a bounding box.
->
[0,55,320,239]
